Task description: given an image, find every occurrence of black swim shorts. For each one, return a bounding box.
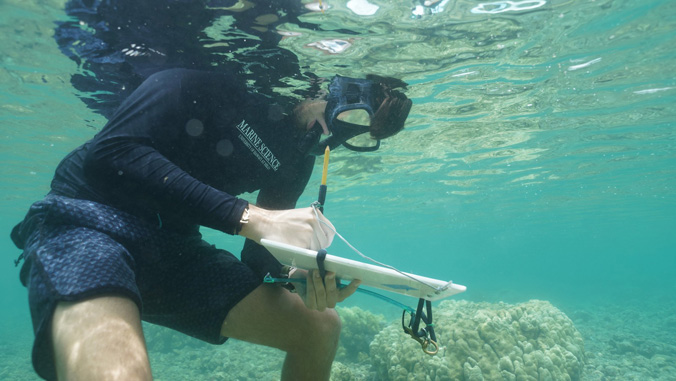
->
[11,194,261,380]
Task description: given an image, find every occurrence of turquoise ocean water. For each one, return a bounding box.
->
[1,0,675,379]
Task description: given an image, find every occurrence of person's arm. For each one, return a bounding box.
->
[237,204,332,277]
[82,69,249,234]
[239,202,357,311]
[239,154,334,278]
[239,204,334,249]
[85,133,248,233]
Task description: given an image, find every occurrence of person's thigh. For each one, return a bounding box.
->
[138,241,262,344]
[52,295,151,381]
[221,284,341,353]
[145,241,342,351]
[20,220,145,380]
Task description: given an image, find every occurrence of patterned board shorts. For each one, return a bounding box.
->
[11,194,261,380]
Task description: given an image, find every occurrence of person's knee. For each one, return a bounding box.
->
[316,308,342,338]
[294,309,342,352]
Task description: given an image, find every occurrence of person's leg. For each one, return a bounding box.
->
[221,284,341,381]
[52,295,152,381]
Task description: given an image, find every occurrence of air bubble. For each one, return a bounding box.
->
[216,139,234,157]
[186,119,204,137]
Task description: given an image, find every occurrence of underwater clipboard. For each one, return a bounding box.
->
[261,239,466,301]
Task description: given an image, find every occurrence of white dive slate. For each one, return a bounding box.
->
[261,239,467,301]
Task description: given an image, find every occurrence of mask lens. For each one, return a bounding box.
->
[336,109,371,126]
[345,132,378,149]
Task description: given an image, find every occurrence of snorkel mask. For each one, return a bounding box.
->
[306,75,381,156]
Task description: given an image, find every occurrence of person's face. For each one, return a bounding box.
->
[294,100,330,135]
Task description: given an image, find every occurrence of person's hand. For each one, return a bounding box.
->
[239,204,335,250]
[291,269,360,311]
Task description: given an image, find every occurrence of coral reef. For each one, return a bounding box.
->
[330,361,372,381]
[370,299,585,381]
[6,297,676,380]
[336,306,386,362]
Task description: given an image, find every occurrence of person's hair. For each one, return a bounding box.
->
[367,74,413,140]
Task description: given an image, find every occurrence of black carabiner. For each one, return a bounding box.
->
[401,298,439,356]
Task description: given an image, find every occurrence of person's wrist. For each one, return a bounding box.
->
[234,206,249,235]
[238,204,267,242]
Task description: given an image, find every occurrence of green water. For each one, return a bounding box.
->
[1,0,675,379]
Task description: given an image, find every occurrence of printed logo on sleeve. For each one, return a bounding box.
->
[236,120,281,171]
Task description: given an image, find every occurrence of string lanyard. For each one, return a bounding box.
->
[310,203,444,293]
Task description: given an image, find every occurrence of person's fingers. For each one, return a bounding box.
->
[317,118,330,136]
[337,279,361,303]
[324,272,338,308]
[314,212,335,248]
[305,270,317,310]
[303,270,359,310]
[312,270,328,311]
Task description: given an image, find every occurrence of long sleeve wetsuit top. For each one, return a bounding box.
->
[50,69,315,278]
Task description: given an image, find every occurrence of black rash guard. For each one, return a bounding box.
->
[50,68,315,278]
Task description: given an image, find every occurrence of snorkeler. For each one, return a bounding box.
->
[11,68,412,380]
